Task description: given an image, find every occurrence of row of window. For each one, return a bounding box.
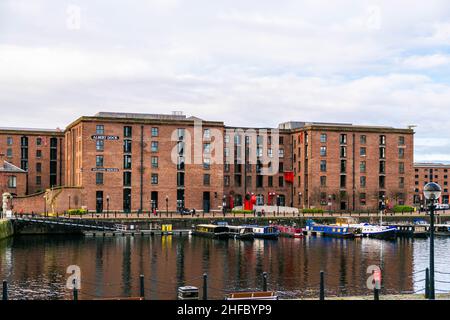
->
[416,174,449,179]
[317,192,404,206]
[224,175,284,188]
[318,146,405,159]
[415,180,449,186]
[3,149,44,158]
[226,135,285,145]
[96,125,217,141]
[96,125,160,137]
[318,160,405,174]
[317,175,405,189]
[5,137,52,147]
[415,168,449,173]
[319,134,404,146]
[225,147,285,158]
[224,162,286,173]
[95,172,212,186]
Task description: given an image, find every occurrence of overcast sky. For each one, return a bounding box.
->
[1,0,450,162]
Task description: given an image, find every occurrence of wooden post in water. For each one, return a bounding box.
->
[425,268,430,299]
[319,271,325,300]
[2,280,7,301]
[140,275,145,299]
[263,272,268,291]
[203,273,208,300]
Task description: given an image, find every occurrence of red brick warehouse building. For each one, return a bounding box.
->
[64,112,225,213]
[413,163,450,206]
[279,121,415,211]
[0,127,65,195]
[0,111,416,213]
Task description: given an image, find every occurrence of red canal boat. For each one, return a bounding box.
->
[274,225,304,238]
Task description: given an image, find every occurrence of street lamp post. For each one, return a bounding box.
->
[43,195,47,217]
[380,195,386,224]
[166,196,169,218]
[106,195,110,218]
[328,195,332,214]
[424,182,442,300]
[276,195,280,216]
[222,196,226,217]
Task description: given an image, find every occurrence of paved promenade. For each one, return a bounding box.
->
[22,210,450,220]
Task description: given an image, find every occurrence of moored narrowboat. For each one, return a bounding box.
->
[392,224,428,238]
[228,226,255,240]
[433,224,450,236]
[274,225,304,238]
[305,220,362,238]
[245,225,279,240]
[356,224,397,240]
[192,224,230,239]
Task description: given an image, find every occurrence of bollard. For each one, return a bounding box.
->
[140,275,145,299]
[374,287,380,300]
[2,280,7,301]
[73,279,78,301]
[425,268,430,299]
[203,273,208,300]
[263,272,268,292]
[319,271,325,300]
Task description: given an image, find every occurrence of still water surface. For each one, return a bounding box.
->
[1,235,450,300]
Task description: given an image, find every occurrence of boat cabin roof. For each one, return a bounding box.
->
[196,224,224,228]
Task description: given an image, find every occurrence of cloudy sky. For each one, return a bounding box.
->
[1,0,450,162]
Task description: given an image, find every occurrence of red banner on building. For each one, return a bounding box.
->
[284,171,294,183]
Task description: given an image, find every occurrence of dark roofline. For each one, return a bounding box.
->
[0,127,64,136]
[290,124,414,134]
[65,115,224,131]
[414,163,450,168]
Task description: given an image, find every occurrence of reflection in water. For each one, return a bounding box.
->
[1,235,450,300]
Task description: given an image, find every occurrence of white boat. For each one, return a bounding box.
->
[354,223,397,239]
[335,217,397,239]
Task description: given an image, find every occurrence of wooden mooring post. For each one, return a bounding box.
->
[2,280,7,301]
[203,273,208,300]
[319,271,325,300]
[140,275,145,299]
[262,272,268,292]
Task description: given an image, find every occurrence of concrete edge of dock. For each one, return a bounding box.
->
[0,219,14,241]
[294,293,450,300]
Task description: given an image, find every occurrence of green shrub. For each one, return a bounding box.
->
[231,209,254,214]
[393,205,414,213]
[67,209,88,215]
[302,208,325,214]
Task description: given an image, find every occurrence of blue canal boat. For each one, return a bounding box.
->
[245,225,279,239]
[305,220,362,238]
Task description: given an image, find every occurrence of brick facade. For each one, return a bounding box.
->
[414,163,450,205]
[1,113,417,213]
[288,123,415,210]
[0,128,65,194]
[64,114,225,213]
